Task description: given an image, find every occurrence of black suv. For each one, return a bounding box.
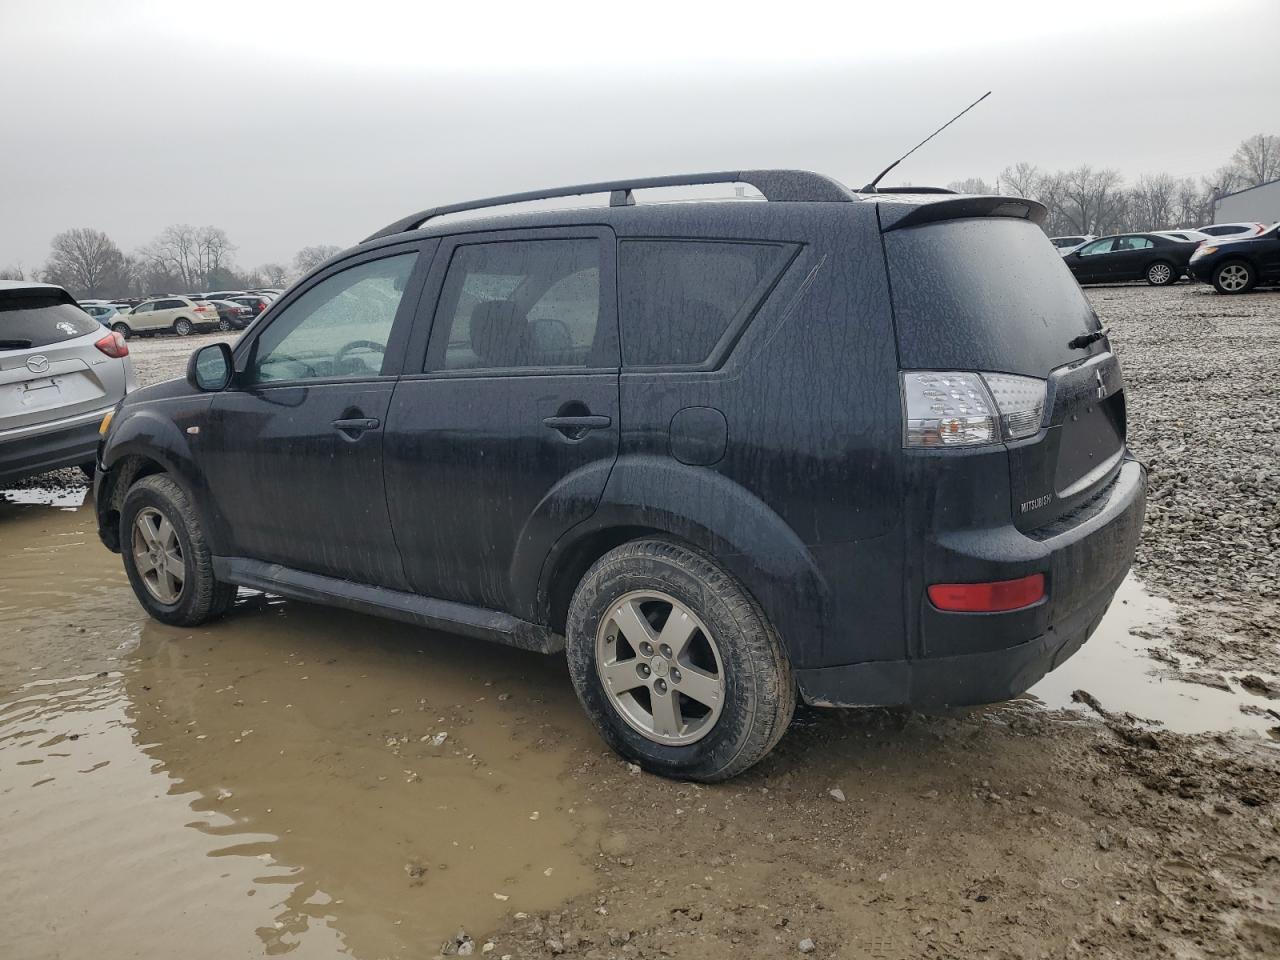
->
[94,170,1146,781]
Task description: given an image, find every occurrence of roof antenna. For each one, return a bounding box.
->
[859,91,992,193]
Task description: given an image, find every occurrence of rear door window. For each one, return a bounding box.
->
[0,293,99,349]
[618,240,791,367]
[425,238,604,372]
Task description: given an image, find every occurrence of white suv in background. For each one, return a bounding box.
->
[111,296,219,338]
[1,281,135,484]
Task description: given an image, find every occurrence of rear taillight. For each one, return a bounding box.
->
[94,330,129,358]
[902,371,1046,447]
[928,573,1046,612]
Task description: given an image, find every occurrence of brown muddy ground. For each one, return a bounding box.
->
[2,289,1279,960]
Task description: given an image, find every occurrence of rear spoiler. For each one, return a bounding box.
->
[873,194,1047,231]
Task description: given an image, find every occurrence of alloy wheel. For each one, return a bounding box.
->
[1148,263,1172,284]
[131,507,185,604]
[595,590,725,746]
[1219,264,1250,292]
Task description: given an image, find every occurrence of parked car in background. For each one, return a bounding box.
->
[225,294,273,319]
[203,289,248,301]
[79,302,132,328]
[94,169,1145,781]
[1,280,135,484]
[1153,229,1214,245]
[206,299,254,330]
[247,288,284,299]
[1063,233,1197,285]
[1050,235,1095,256]
[1196,222,1267,239]
[1188,223,1280,294]
[110,296,219,338]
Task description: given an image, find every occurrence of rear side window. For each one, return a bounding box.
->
[618,240,789,367]
[427,239,603,372]
[0,294,99,349]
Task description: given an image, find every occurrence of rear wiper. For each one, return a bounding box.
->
[0,338,34,349]
[1068,326,1109,350]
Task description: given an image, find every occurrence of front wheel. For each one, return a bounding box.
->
[111,322,131,339]
[1145,261,1177,286]
[566,539,795,782]
[1214,260,1255,295]
[120,475,236,626]
[173,317,194,336]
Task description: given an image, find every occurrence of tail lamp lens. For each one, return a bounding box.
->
[928,574,1046,612]
[903,371,1046,447]
[94,330,129,358]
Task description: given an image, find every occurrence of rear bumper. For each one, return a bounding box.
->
[797,455,1147,708]
[0,408,109,485]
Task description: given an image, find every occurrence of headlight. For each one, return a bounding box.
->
[1192,245,1217,260]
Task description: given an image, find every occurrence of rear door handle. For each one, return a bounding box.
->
[542,415,611,431]
[332,417,380,434]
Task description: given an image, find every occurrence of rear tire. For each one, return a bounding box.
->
[173,317,194,336]
[1213,260,1255,295]
[111,322,131,339]
[565,539,795,782]
[1145,261,1177,286]
[120,474,236,627]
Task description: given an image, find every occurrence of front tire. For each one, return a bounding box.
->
[566,539,795,782]
[173,317,194,336]
[120,475,236,626]
[1213,260,1255,295]
[1145,261,1177,286]
[111,322,131,339]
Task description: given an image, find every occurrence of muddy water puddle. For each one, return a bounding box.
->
[1,499,603,960]
[1030,576,1280,737]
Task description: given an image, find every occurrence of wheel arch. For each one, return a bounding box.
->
[535,457,834,669]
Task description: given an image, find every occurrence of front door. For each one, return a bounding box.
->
[1109,235,1154,281]
[1070,238,1115,283]
[198,243,431,588]
[384,228,620,620]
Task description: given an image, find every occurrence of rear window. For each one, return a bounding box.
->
[618,240,791,367]
[884,217,1095,378]
[0,293,100,349]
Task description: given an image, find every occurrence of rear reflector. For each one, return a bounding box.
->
[94,330,129,358]
[927,574,1045,612]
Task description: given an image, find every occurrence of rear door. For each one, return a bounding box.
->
[0,291,122,432]
[383,227,619,619]
[883,215,1125,531]
[1109,235,1154,280]
[198,242,432,587]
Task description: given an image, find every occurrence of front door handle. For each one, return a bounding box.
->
[332,417,380,435]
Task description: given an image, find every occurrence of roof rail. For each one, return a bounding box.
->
[363,169,854,242]
[869,185,957,195]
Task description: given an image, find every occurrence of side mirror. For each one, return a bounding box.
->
[187,342,233,392]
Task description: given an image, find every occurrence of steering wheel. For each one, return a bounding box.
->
[333,340,386,366]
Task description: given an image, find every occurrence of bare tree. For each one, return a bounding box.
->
[1056,166,1125,235]
[293,244,343,276]
[0,263,28,281]
[196,226,236,282]
[946,177,996,195]
[256,262,290,287]
[42,228,128,297]
[998,162,1042,199]
[138,224,238,290]
[1230,133,1280,188]
[1130,173,1179,231]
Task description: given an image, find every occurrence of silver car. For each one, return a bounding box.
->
[1,280,135,484]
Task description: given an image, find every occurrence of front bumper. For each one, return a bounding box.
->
[0,409,109,486]
[797,456,1147,708]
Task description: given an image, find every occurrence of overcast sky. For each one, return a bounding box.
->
[2,0,1277,271]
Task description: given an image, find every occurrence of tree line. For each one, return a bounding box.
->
[0,226,344,300]
[949,132,1278,237]
[5,132,1276,297]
